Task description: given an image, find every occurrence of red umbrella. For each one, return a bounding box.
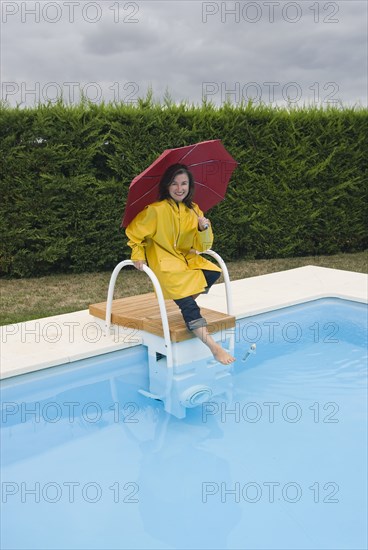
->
[121,139,238,227]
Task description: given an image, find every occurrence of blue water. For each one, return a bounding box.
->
[1,298,367,550]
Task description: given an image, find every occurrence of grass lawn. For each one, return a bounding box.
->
[1,251,367,326]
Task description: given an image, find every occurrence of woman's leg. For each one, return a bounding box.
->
[174,291,235,365]
[202,269,221,294]
[192,270,221,300]
[174,296,206,331]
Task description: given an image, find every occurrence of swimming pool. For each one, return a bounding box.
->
[1,298,367,550]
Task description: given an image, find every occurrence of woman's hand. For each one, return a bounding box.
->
[133,260,147,271]
[197,216,210,231]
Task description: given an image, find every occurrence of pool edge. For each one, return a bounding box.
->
[1,266,367,380]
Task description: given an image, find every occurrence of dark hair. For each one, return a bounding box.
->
[158,164,195,208]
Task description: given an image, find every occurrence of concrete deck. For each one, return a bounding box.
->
[1,266,367,380]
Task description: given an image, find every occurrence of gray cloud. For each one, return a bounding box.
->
[1,0,367,107]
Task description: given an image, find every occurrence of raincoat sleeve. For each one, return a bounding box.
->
[125,206,157,261]
[192,205,214,252]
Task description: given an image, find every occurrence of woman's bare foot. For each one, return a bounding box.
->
[192,326,235,365]
[193,327,235,365]
[211,343,235,365]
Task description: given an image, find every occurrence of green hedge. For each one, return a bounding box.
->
[1,99,367,277]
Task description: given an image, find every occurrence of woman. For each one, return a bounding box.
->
[125,163,235,365]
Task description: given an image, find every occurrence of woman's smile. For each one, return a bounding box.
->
[169,174,189,202]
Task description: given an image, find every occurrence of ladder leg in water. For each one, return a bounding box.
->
[139,329,235,419]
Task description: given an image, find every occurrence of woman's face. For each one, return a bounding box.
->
[168,173,189,202]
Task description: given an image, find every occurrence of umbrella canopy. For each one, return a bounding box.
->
[121,139,238,227]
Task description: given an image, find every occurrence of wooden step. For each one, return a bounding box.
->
[89,292,235,343]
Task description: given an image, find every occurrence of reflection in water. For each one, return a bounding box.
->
[111,377,242,550]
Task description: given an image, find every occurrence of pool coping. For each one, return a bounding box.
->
[1,265,367,380]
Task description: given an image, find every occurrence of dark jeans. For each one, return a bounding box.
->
[174,270,221,330]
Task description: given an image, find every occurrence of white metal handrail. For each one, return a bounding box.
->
[105,252,233,371]
[198,250,233,315]
[105,260,174,369]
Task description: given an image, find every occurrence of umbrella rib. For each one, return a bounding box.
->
[188,160,237,169]
[179,143,199,163]
[132,175,161,181]
[188,160,217,167]
[194,181,225,199]
[129,186,159,207]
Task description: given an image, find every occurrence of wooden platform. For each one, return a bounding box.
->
[89,292,235,343]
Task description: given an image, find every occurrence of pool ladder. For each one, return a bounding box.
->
[105,251,236,419]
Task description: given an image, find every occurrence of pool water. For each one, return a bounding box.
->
[1,298,367,550]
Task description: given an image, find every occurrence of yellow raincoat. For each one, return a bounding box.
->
[126,199,221,300]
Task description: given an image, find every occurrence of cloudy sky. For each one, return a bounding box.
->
[1,0,367,108]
